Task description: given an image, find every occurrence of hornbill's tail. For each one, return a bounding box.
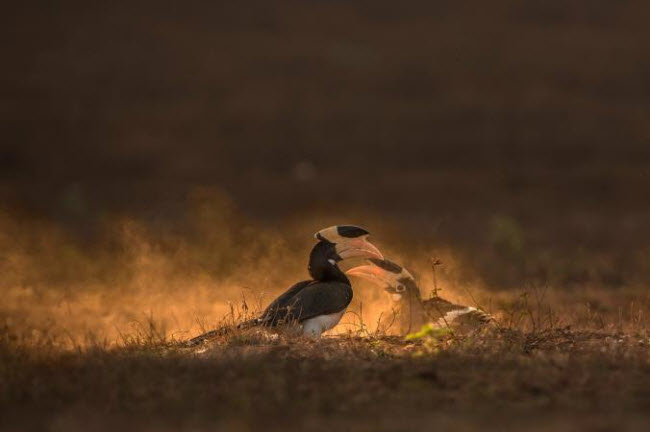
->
[237,317,262,329]
[183,318,262,347]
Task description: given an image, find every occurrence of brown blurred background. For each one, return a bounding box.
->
[2,0,649,292]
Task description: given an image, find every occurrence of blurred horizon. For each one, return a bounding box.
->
[2,0,649,293]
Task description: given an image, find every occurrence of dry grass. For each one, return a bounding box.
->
[3,295,650,432]
[1,197,649,431]
[1,206,650,431]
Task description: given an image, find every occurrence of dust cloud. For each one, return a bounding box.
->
[0,188,479,348]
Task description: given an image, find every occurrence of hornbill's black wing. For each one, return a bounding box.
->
[184,280,313,346]
[268,281,353,325]
[258,280,312,326]
[184,281,352,346]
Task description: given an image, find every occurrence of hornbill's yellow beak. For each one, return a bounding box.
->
[346,264,396,289]
[346,258,414,300]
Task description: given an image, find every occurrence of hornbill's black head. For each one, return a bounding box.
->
[345,258,421,302]
[308,225,384,281]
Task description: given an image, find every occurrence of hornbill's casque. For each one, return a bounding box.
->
[346,258,493,335]
[186,225,383,345]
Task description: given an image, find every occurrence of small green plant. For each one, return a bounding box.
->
[405,323,453,341]
[405,323,454,355]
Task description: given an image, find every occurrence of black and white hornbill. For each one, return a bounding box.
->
[346,258,493,335]
[186,225,383,345]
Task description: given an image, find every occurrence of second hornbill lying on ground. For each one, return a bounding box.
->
[347,258,493,335]
[186,225,383,345]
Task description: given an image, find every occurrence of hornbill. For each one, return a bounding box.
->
[186,225,383,346]
[346,258,493,335]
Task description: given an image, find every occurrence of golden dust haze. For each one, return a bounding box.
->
[0,188,479,348]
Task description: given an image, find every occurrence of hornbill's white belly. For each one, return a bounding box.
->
[302,310,346,338]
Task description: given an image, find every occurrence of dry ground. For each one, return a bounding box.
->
[3,314,650,432]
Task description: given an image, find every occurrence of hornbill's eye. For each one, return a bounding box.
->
[396,283,406,293]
